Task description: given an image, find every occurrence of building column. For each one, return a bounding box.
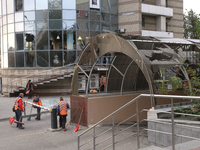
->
[156,16,166,32]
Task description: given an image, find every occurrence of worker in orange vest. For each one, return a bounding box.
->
[57,97,69,131]
[33,94,42,120]
[14,93,24,129]
[100,75,106,91]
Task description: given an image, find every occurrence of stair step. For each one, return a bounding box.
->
[37,83,44,85]
[57,77,64,79]
[50,79,57,81]
[19,88,25,90]
[64,75,71,77]
[43,81,51,83]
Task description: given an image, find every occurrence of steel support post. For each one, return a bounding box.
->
[136,99,140,149]
[171,98,175,150]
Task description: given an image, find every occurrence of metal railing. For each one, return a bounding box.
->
[2,63,76,94]
[78,94,200,150]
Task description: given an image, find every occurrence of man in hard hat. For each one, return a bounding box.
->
[57,97,69,131]
[14,93,24,129]
[33,94,42,120]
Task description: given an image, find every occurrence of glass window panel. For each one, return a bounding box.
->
[37,51,49,67]
[111,14,118,24]
[8,33,15,51]
[63,0,75,9]
[0,1,1,16]
[25,52,36,67]
[36,0,48,10]
[2,0,6,15]
[8,24,14,33]
[36,30,48,50]
[49,10,62,19]
[77,20,89,30]
[25,32,35,50]
[63,20,76,30]
[77,31,89,50]
[64,50,76,65]
[110,0,118,14]
[7,0,14,14]
[49,20,62,29]
[3,25,7,34]
[16,52,24,67]
[101,0,110,13]
[24,11,35,21]
[8,14,14,24]
[90,11,100,20]
[76,10,88,20]
[16,33,24,50]
[50,51,62,67]
[15,12,24,22]
[110,24,118,32]
[76,0,89,10]
[24,0,35,11]
[3,16,7,25]
[49,0,61,9]
[50,31,62,50]
[90,21,100,31]
[63,10,76,19]
[3,52,8,68]
[36,20,48,31]
[25,21,36,31]
[8,52,15,67]
[15,0,23,12]
[3,35,8,53]
[15,22,24,32]
[36,10,48,20]
[102,23,110,30]
[64,30,76,50]
[101,13,110,22]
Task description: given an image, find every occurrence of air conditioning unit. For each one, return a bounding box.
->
[118,28,126,33]
[78,75,86,91]
[90,74,99,89]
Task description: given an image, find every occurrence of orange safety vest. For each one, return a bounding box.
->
[33,98,42,106]
[14,97,23,110]
[58,101,68,115]
[100,77,106,86]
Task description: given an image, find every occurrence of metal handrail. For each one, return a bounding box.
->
[2,63,76,94]
[78,94,200,150]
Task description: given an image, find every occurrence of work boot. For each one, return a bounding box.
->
[19,127,25,129]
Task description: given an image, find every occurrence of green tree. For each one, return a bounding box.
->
[184,9,200,39]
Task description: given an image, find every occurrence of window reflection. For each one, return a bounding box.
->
[8,14,14,24]
[101,0,110,13]
[36,10,48,20]
[36,20,48,31]
[49,0,61,9]
[25,52,36,67]
[15,12,24,22]
[63,0,75,9]
[3,16,7,25]
[3,35,8,53]
[8,24,14,33]
[3,25,7,34]
[25,32,35,50]
[76,10,88,20]
[101,13,110,22]
[16,33,24,50]
[3,52,8,68]
[8,33,15,51]
[7,0,14,14]
[90,21,100,31]
[37,51,49,67]
[2,0,6,15]
[63,10,76,20]
[77,31,89,50]
[15,0,23,12]
[15,22,24,32]
[50,51,62,67]
[63,20,76,30]
[36,0,48,10]
[24,0,35,11]
[24,12,35,21]
[16,52,24,67]
[76,0,89,10]
[64,30,76,50]
[77,20,89,30]
[49,20,62,29]
[90,11,100,20]
[36,30,48,50]
[25,21,35,31]
[8,52,15,67]
[64,50,76,65]
[50,31,62,50]
[49,10,62,19]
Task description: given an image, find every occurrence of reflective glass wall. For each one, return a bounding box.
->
[0,0,118,68]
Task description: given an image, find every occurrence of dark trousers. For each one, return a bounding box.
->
[100,85,104,91]
[28,90,33,98]
[59,115,67,129]
[15,110,22,128]
[36,107,41,120]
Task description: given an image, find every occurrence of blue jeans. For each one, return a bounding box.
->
[15,110,22,128]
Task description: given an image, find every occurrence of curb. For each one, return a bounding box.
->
[0,111,50,122]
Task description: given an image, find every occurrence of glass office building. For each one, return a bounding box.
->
[0,0,118,68]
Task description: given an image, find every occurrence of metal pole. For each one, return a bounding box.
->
[171,98,175,150]
[93,127,96,150]
[136,99,140,149]
[112,116,115,150]
[51,105,57,129]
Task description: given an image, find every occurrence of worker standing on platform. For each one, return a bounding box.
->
[100,75,106,91]
[14,93,24,129]
[33,94,42,120]
[57,97,69,131]
[26,80,34,99]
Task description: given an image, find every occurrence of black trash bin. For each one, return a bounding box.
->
[51,105,57,129]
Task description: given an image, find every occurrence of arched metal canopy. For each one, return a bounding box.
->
[71,33,200,107]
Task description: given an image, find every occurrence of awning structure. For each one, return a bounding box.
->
[71,33,200,107]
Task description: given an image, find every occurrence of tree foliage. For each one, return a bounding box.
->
[184,9,200,39]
